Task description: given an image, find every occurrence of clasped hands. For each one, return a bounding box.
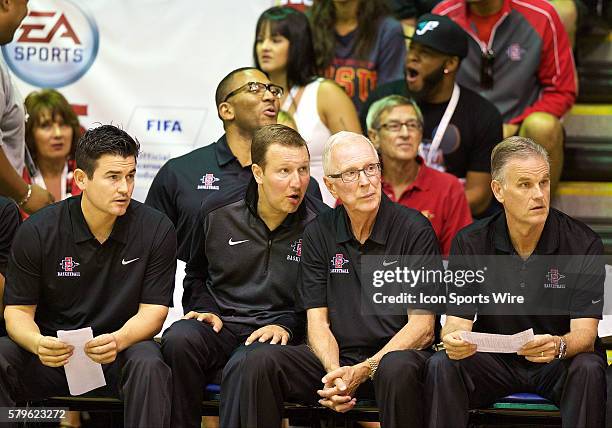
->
[317,362,370,413]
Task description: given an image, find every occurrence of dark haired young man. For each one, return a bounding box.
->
[0,125,177,427]
[162,124,326,428]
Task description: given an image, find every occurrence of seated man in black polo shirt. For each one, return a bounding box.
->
[0,125,177,428]
[234,131,443,428]
[425,137,606,428]
[161,124,326,428]
[0,197,20,337]
[145,68,321,312]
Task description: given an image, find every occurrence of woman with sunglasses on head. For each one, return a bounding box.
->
[310,0,406,114]
[254,6,361,206]
[23,89,82,217]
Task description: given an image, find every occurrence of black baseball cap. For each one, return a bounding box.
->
[408,13,468,59]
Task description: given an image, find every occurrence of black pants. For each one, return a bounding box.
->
[425,350,606,428]
[0,337,171,428]
[161,319,255,428]
[219,343,431,428]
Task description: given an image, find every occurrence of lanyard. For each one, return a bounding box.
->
[424,83,460,166]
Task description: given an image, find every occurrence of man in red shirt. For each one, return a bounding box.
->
[432,0,575,193]
[367,95,472,256]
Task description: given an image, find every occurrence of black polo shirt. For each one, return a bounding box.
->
[447,208,605,340]
[298,194,443,357]
[0,197,20,276]
[145,135,322,262]
[4,195,177,337]
[186,178,326,338]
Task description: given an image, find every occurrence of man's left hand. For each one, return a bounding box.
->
[518,334,557,363]
[85,333,119,364]
[245,325,289,346]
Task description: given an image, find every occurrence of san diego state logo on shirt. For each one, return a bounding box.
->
[57,256,81,277]
[544,268,565,289]
[287,239,302,262]
[197,173,220,190]
[330,253,349,274]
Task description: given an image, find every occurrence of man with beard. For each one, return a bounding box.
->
[361,14,502,217]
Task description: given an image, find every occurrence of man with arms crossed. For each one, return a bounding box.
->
[0,125,176,427]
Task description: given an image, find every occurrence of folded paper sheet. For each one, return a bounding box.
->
[57,327,106,395]
[461,328,535,353]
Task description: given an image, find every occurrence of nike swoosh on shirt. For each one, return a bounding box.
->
[228,238,249,246]
[122,258,140,265]
[382,260,398,267]
[592,299,602,304]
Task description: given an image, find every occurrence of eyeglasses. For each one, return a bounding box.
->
[327,163,381,183]
[378,120,422,132]
[223,81,284,102]
[480,49,495,90]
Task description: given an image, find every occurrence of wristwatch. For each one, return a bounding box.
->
[366,357,378,380]
[556,336,567,359]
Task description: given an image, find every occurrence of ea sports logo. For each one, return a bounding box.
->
[1,0,99,87]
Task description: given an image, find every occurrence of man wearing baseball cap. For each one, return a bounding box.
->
[433,0,575,194]
[361,13,503,218]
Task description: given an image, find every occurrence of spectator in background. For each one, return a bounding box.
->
[433,0,576,193]
[388,0,443,26]
[254,6,361,206]
[367,95,471,256]
[362,14,502,217]
[0,0,54,214]
[310,0,406,113]
[23,89,82,204]
[23,86,82,428]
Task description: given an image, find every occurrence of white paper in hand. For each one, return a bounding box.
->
[460,328,535,353]
[57,327,106,395]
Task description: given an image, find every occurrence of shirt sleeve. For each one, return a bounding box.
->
[297,222,328,310]
[0,200,20,276]
[375,17,407,86]
[440,180,472,257]
[508,7,576,123]
[4,220,41,306]
[140,215,177,306]
[145,162,178,227]
[568,238,605,320]
[184,209,221,314]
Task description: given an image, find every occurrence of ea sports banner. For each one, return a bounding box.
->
[2,0,276,201]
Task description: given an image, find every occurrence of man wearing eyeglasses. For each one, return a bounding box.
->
[367,95,472,256]
[432,0,575,194]
[232,131,443,428]
[360,14,502,219]
[146,67,321,312]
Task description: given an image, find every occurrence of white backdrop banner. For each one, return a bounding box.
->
[2,0,281,201]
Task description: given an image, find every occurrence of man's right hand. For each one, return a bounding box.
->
[22,184,54,214]
[183,311,223,333]
[443,331,477,360]
[36,336,73,367]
